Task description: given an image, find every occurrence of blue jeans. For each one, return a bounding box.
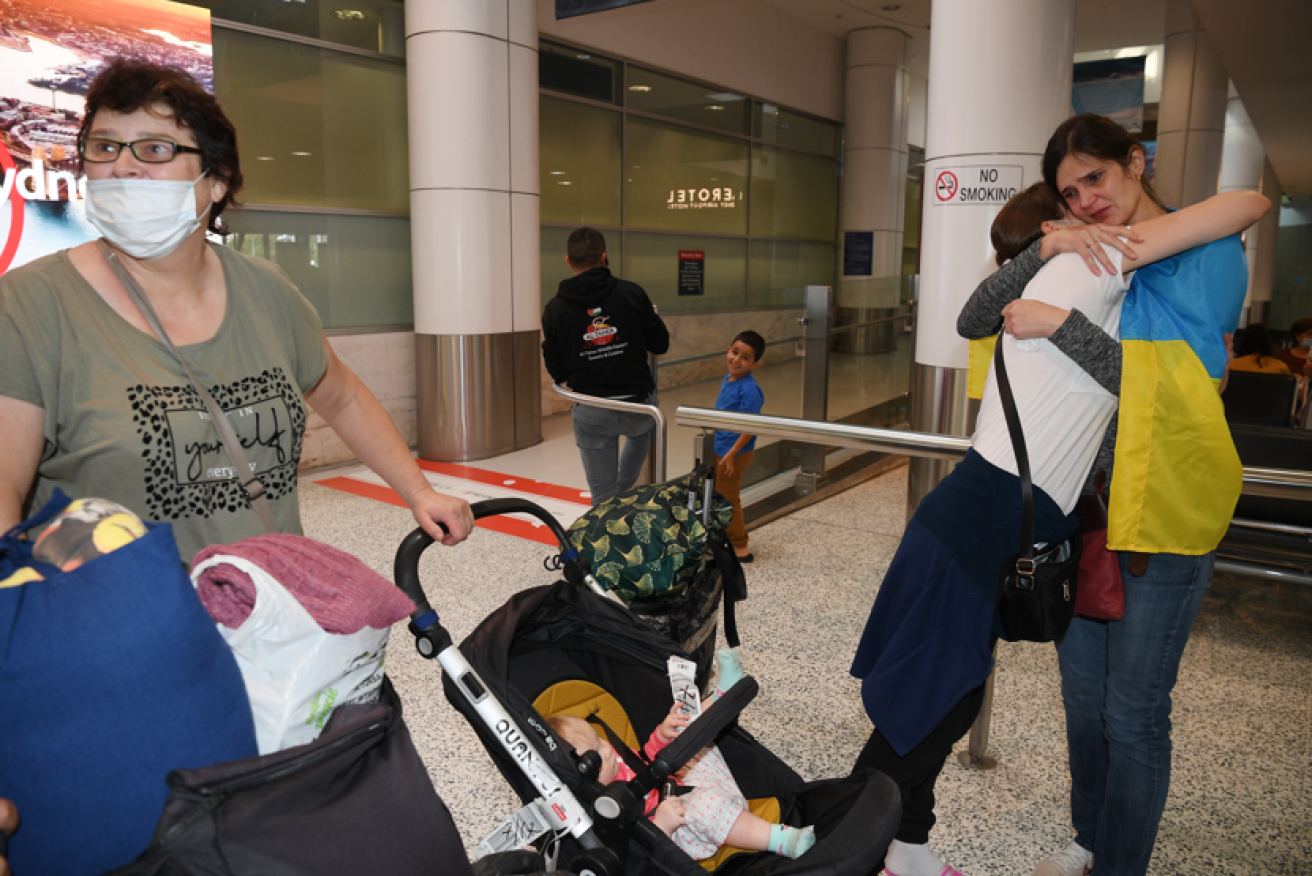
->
[1057,550,1214,876]
[572,393,656,506]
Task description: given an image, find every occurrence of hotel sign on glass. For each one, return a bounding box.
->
[667,187,738,211]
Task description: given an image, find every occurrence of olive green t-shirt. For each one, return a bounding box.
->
[0,245,329,563]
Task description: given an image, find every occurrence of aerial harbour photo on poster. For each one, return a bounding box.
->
[0,0,211,272]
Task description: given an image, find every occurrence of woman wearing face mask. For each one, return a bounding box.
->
[0,59,474,561]
[961,114,1266,876]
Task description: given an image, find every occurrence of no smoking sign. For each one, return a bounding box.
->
[932,165,1024,206]
[935,170,958,202]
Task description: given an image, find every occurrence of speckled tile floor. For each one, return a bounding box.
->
[299,464,1312,876]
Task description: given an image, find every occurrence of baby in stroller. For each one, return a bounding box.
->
[547,651,816,862]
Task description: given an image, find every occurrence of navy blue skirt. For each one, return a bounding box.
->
[850,450,1078,755]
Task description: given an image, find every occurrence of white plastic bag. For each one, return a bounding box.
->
[191,554,390,754]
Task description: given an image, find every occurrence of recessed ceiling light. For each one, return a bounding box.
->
[705,105,725,111]
[256,156,274,161]
[628,85,651,92]
[331,9,366,20]
[576,53,591,60]
[291,151,311,156]
[558,181,572,186]
[549,170,565,175]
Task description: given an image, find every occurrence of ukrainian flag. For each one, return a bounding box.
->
[1109,235,1248,555]
[967,335,997,400]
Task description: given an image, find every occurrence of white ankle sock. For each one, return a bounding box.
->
[885,840,945,876]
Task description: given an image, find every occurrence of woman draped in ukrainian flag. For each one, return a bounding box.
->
[849,158,1266,876]
[964,114,1266,876]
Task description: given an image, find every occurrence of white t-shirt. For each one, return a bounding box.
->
[973,245,1131,514]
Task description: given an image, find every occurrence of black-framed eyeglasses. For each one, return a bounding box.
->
[79,137,204,164]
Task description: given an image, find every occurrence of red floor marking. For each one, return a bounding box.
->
[316,468,584,548]
[413,459,592,505]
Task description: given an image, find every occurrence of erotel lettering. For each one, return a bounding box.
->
[668,187,735,204]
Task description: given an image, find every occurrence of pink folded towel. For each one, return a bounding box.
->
[193,534,416,634]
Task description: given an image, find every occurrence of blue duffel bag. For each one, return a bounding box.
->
[0,491,258,875]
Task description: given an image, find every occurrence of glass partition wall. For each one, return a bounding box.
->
[195,10,920,491]
[540,40,920,487]
[198,11,414,332]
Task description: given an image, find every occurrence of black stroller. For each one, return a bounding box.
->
[396,500,901,876]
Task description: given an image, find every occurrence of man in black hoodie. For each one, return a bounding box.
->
[542,227,670,506]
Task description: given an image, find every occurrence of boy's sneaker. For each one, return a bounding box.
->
[1031,841,1093,876]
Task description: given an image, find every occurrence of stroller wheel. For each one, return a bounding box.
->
[572,845,622,876]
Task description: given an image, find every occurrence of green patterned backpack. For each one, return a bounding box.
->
[567,474,732,601]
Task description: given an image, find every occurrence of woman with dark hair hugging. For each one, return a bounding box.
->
[851,130,1267,875]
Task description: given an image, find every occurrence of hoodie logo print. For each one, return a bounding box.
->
[583,315,618,347]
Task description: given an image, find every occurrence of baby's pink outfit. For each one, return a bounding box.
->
[619,728,748,859]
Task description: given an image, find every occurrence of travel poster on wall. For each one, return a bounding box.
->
[1071,56,1146,134]
[0,0,212,275]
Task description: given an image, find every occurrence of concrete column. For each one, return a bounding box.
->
[1249,160,1282,326]
[908,0,1075,513]
[1219,85,1265,324]
[406,0,541,461]
[838,27,910,354]
[1155,0,1228,208]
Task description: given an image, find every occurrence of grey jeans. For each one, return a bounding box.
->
[571,392,657,506]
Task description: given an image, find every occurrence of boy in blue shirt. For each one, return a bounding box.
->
[714,331,765,562]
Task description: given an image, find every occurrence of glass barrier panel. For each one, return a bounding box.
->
[625,232,746,314]
[213,27,409,212]
[540,41,621,104]
[752,102,840,157]
[625,66,748,135]
[625,116,749,235]
[540,96,623,226]
[749,240,835,307]
[223,210,413,330]
[750,146,839,242]
[186,1,406,55]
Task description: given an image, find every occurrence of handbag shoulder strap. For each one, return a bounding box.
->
[98,240,278,535]
[992,335,1035,566]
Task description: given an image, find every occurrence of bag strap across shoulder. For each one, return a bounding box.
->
[99,240,278,535]
[992,336,1036,572]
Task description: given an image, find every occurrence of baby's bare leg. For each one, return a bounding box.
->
[723,811,772,851]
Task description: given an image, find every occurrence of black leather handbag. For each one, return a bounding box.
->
[992,338,1082,644]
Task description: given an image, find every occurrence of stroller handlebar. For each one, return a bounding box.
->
[598,676,759,827]
[655,676,758,776]
[394,498,576,624]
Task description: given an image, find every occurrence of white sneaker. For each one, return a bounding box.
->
[1031,841,1093,876]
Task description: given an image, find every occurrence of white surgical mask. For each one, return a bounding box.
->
[1302,337,1312,350]
[86,173,210,260]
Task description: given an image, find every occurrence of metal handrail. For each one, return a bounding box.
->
[552,385,667,483]
[674,407,1312,500]
[829,311,914,337]
[676,406,972,461]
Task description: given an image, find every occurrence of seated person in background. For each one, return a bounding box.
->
[1274,317,1312,378]
[1229,323,1292,374]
